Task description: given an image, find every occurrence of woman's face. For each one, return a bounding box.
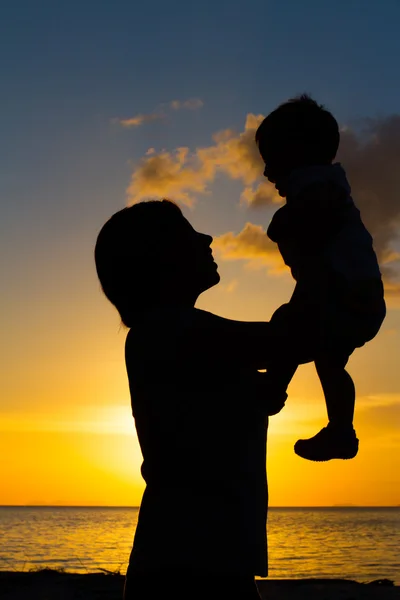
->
[165,214,220,300]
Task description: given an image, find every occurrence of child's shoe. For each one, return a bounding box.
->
[294,424,359,461]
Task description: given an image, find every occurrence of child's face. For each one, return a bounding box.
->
[261,135,307,197]
[261,144,293,197]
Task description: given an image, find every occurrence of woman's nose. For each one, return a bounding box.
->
[199,232,213,246]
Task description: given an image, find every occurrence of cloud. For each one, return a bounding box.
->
[237,115,400,287]
[213,222,285,273]
[117,98,204,128]
[118,112,164,128]
[126,111,400,288]
[336,118,400,289]
[197,114,265,185]
[127,113,267,204]
[240,181,281,206]
[127,147,214,205]
[170,98,204,110]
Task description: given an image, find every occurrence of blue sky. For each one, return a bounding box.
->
[2,0,400,338]
[2,0,400,244]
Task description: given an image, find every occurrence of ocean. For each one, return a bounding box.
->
[0,507,399,583]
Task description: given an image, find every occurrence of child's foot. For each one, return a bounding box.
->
[294,424,359,462]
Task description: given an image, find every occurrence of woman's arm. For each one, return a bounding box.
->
[178,308,276,369]
[128,307,298,371]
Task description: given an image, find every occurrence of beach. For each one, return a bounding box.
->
[1,571,399,600]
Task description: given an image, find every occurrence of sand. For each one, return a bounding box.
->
[0,570,399,600]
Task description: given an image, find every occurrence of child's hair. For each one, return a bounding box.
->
[256,94,340,165]
[94,199,183,327]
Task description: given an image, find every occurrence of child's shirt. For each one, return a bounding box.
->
[267,163,383,312]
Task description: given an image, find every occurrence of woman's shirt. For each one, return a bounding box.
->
[125,307,270,576]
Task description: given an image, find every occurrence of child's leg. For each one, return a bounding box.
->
[294,353,359,462]
[314,355,355,428]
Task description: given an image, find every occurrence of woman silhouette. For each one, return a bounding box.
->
[95,200,286,600]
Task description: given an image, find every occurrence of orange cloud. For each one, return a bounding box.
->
[127,147,214,205]
[240,181,280,206]
[126,113,269,205]
[126,110,400,289]
[213,222,285,274]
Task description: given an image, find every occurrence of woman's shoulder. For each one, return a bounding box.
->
[126,306,213,334]
[125,307,215,362]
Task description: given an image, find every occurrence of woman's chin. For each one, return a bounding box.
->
[201,270,221,293]
[210,269,221,286]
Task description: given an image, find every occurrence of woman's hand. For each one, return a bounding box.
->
[254,371,287,416]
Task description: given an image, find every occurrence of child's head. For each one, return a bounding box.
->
[94,199,219,327]
[256,94,340,196]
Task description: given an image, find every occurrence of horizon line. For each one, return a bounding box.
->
[1,504,399,509]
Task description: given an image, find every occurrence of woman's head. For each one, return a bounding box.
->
[94,199,220,326]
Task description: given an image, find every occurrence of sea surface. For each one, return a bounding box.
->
[0,507,399,583]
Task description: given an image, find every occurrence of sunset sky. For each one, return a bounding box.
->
[1,0,400,507]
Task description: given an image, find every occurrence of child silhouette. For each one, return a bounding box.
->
[256,94,386,462]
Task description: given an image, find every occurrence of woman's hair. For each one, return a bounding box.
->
[256,94,340,164]
[94,199,183,327]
